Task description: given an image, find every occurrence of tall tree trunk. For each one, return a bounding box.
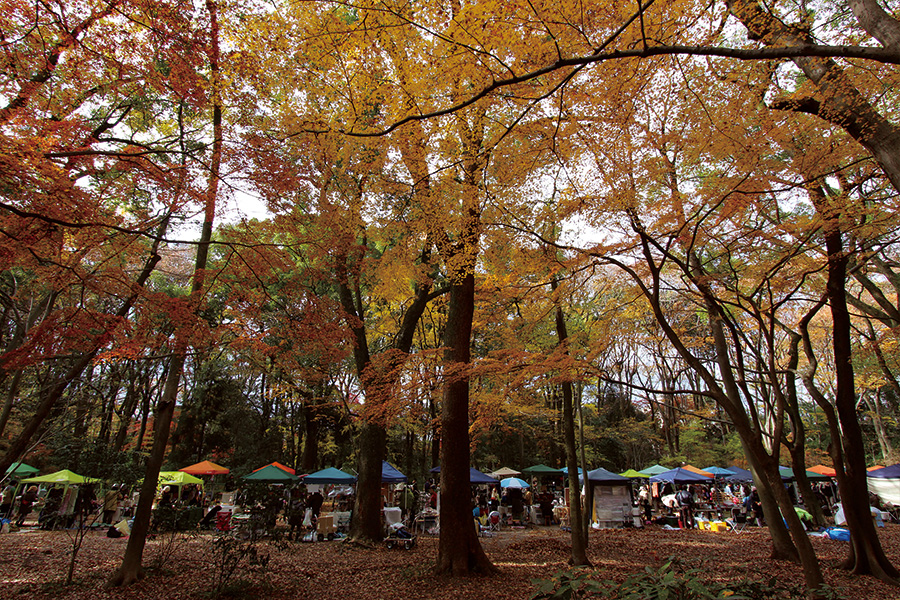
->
[822,223,899,580]
[110,1,221,584]
[552,279,590,566]
[107,350,184,586]
[435,274,496,576]
[300,396,319,472]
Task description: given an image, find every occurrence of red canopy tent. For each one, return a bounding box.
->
[252,461,295,475]
[179,460,230,475]
[809,464,837,477]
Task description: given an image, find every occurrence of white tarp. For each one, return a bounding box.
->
[868,477,900,507]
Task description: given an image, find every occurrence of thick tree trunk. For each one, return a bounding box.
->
[435,274,496,576]
[351,422,387,542]
[301,399,319,472]
[738,435,801,562]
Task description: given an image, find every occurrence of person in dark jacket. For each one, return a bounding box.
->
[15,486,38,526]
[675,486,694,528]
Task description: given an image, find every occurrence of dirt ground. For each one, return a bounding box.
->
[2,523,899,599]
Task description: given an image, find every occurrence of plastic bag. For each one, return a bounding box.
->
[825,527,850,541]
[302,507,312,528]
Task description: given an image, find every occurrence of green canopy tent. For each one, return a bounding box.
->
[619,469,650,479]
[638,464,669,476]
[778,466,831,481]
[154,471,205,505]
[243,464,300,483]
[522,464,563,475]
[6,462,39,478]
[159,471,204,486]
[17,470,98,527]
[21,469,96,485]
[521,464,564,491]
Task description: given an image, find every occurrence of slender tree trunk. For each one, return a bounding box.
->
[107,351,183,586]
[823,225,899,581]
[552,280,590,566]
[111,1,221,584]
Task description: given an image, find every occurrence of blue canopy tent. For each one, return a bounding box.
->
[381,461,408,483]
[302,467,357,484]
[469,468,498,484]
[725,466,754,481]
[585,468,633,527]
[702,466,736,478]
[649,467,713,484]
[428,466,498,484]
[585,467,631,484]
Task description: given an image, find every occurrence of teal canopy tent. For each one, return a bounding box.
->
[302,467,357,484]
[5,462,39,477]
[639,464,669,476]
[243,464,300,483]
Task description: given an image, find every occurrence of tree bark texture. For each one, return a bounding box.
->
[435,274,496,576]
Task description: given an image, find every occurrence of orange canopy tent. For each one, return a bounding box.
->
[179,460,230,475]
[809,465,837,477]
[252,461,295,475]
[682,464,714,478]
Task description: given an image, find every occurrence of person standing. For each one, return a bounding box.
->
[308,490,324,518]
[638,485,652,524]
[0,481,16,519]
[103,486,121,524]
[287,496,306,541]
[15,485,38,526]
[675,486,694,529]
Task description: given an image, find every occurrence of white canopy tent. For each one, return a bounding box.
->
[868,464,900,506]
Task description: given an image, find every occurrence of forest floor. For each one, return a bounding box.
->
[2,521,900,599]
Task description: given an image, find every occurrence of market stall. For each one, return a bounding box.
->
[585,467,632,529]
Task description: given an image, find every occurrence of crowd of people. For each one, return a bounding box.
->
[0,480,128,530]
[635,479,841,530]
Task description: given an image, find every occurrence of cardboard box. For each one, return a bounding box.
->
[318,514,336,534]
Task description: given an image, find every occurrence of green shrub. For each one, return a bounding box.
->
[530,557,850,600]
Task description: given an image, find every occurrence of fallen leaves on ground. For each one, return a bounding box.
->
[2,524,899,599]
